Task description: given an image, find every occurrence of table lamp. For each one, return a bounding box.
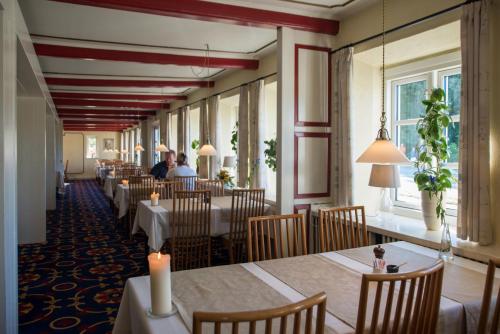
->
[369,164,400,219]
[199,141,217,179]
[223,156,236,169]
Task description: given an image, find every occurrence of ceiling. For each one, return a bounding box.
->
[19,0,367,132]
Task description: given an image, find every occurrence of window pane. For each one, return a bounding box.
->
[264,81,277,201]
[444,73,461,116]
[170,114,178,153]
[86,136,96,159]
[219,93,239,183]
[153,127,160,164]
[447,121,459,163]
[188,107,200,170]
[397,124,421,161]
[397,80,427,120]
[396,165,420,206]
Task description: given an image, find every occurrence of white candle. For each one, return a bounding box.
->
[151,192,159,206]
[148,252,172,315]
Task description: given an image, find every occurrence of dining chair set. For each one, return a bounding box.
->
[187,204,500,334]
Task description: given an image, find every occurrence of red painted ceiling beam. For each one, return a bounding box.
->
[54,98,166,109]
[46,77,213,88]
[57,108,156,116]
[51,0,339,35]
[64,121,138,126]
[35,43,259,69]
[51,92,187,101]
[64,128,128,132]
[58,114,147,120]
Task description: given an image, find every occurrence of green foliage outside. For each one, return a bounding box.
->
[231,122,238,154]
[191,139,200,170]
[264,138,277,172]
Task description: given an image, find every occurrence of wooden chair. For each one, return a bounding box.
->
[355,260,444,334]
[169,190,212,272]
[196,179,224,197]
[478,258,500,334]
[318,206,368,252]
[225,188,265,264]
[247,214,307,262]
[193,292,327,334]
[175,175,198,191]
[128,175,155,236]
[64,159,69,182]
[154,181,181,200]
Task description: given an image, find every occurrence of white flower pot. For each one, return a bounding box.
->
[421,191,447,231]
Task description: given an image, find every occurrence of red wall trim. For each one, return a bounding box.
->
[51,0,339,35]
[294,44,331,127]
[53,98,166,109]
[35,43,259,70]
[45,77,214,88]
[58,114,147,120]
[51,92,187,101]
[294,132,331,199]
[63,128,128,132]
[57,108,156,116]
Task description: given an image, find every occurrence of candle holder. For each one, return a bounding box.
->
[146,303,178,319]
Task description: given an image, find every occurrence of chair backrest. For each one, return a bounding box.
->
[175,175,198,191]
[247,214,307,262]
[171,190,212,272]
[318,206,368,252]
[154,181,181,200]
[193,292,327,334]
[128,175,154,211]
[355,260,444,334]
[196,179,224,197]
[229,188,265,263]
[478,258,500,334]
[64,159,69,173]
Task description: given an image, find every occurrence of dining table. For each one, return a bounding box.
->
[104,175,115,199]
[113,241,499,334]
[132,196,271,251]
[114,184,129,219]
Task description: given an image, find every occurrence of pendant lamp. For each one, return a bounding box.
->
[134,143,144,152]
[155,144,169,152]
[356,0,409,165]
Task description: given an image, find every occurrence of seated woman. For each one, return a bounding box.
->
[165,152,197,181]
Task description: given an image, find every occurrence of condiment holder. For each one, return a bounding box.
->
[372,245,386,273]
[151,192,160,206]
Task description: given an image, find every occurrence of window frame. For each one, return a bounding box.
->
[152,125,160,165]
[388,57,461,218]
[85,135,97,159]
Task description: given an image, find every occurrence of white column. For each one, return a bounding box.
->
[277,27,295,214]
[17,97,47,244]
[46,109,56,210]
[0,1,18,331]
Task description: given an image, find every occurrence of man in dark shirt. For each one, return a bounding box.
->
[150,150,176,179]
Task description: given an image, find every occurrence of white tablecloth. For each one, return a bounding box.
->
[113,241,496,334]
[104,175,115,199]
[132,196,270,251]
[114,184,129,219]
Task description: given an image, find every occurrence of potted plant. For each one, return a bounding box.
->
[414,88,456,231]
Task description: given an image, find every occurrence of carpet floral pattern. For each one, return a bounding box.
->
[19,180,148,333]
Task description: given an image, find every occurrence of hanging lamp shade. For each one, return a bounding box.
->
[369,164,401,188]
[134,143,144,152]
[155,144,169,152]
[199,143,217,156]
[356,138,409,164]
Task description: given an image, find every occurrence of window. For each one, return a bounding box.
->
[188,105,200,170]
[153,125,160,165]
[391,65,461,215]
[135,128,141,166]
[170,113,178,154]
[129,129,135,164]
[219,91,239,181]
[86,135,97,158]
[263,79,277,201]
[124,131,130,162]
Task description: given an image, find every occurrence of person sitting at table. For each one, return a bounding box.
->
[150,150,176,179]
[165,152,197,186]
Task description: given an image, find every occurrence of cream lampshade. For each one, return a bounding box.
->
[369,164,401,188]
[356,139,409,164]
[199,143,217,156]
[223,156,236,168]
[134,143,144,152]
[155,144,169,152]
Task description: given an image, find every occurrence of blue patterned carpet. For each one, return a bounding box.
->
[18,180,148,333]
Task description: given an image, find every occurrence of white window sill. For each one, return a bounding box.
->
[365,213,499,263]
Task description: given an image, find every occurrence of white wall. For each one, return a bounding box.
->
[63,131,121,179]
[45,109,56,210]
[0,0,18,330]
[17,97,46,244]
[351,57,381,216]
